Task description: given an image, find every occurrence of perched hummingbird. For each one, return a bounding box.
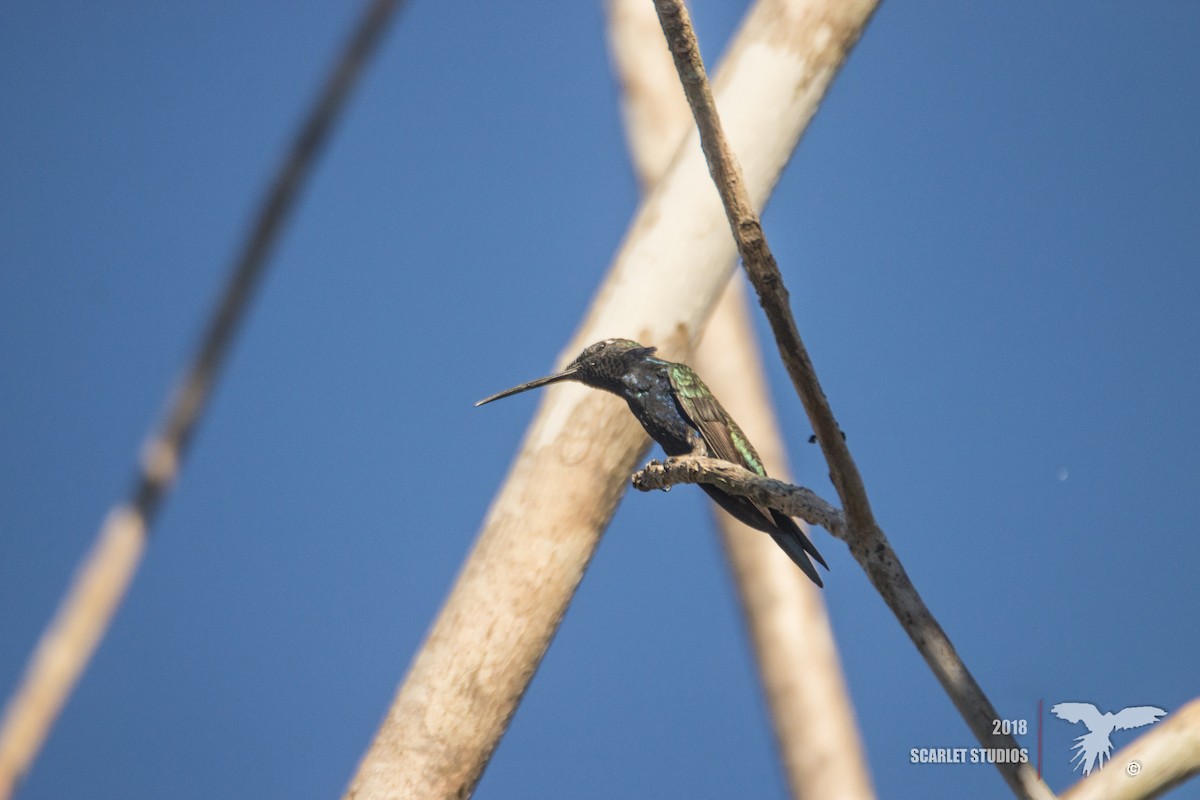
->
[477,338,828,586]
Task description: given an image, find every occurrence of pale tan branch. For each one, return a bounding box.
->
[650,2,1052,798]
[0,2,401,796]
[606,0,691,189]
[1061,698,1200,800]
[342,2,874,797]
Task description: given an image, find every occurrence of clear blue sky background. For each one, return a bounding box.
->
[2,2,1198,798]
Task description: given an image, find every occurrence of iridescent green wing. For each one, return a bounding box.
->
[669,364,768,477]
[669,365,776,523]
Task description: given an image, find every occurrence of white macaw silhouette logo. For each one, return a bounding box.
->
[1050,702,1166,775]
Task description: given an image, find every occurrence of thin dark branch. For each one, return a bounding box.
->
[0,3,401,795]
[650,2,1052,799]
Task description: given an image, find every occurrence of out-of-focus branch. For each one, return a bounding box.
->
[343,2,874,797]
[0,2,401,796]
[650,2,1053,799]
[1061,698,1200,800]
[606,0,690,189]
[605,1,874,796]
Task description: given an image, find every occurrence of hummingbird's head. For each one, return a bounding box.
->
[568,338,657,388]
[475,338,657,407]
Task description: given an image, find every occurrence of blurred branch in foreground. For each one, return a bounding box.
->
[0,2,401,796]
[342,1,877,797]
[606,0,874,794]
[649,1,1052,798]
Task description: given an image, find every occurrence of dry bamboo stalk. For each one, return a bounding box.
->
[606,2,874,795]
[342,2,877,797]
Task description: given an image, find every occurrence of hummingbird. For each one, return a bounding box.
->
[476,338,828,586]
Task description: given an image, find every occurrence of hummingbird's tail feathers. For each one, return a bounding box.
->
[768,512,827,587]
[775,511,828,569]
[697,484,827,586]
[766,526,824,587]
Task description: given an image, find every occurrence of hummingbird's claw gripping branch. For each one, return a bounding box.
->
[632,456,845,536]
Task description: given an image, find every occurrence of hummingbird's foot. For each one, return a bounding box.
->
[636,459,672,491]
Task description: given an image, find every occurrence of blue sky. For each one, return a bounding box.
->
[2,2,1198,798]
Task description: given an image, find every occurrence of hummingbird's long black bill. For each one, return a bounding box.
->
[475,367,580,407]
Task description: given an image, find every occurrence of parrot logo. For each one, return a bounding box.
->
[1050,702,1166,775]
